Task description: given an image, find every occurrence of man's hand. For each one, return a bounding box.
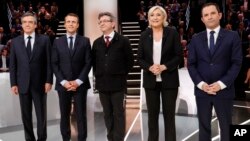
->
[202,83,216,95]
[11,86,19,95]
[63,81,73,91]
[45,83,52,93]
[68,81,79,91]
[208,82,221,95]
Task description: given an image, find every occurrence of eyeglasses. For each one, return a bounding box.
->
[98,20,112,25]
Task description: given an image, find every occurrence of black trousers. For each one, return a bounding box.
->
[99,90,125,141]
[196,97,233,141]
[58,89,88,141]
[19,88,47,141]
[145,83,178,141]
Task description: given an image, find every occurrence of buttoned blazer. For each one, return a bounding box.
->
[137,27,183,89]
[52,35,92,92]
[187,28,242,99]
[10,34,53,93]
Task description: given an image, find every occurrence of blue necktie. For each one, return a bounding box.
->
[210,31,215,54]
[69,36,73,55]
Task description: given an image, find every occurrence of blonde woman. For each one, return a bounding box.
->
[138,5,183,141]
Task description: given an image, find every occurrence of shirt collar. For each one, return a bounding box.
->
[104,31,115,40]
[66,33,77,39]
[206,26,220,35]
[24,32,35,39]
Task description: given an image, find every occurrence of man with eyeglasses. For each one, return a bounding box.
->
[92,12,134,141]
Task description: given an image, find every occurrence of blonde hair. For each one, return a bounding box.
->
[148,6,168,27]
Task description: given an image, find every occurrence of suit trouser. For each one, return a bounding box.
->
[19,88,47,141]
[58,89,88,141]
[196,97,233,141]
[145,83,178,141]
[99,90,125,141]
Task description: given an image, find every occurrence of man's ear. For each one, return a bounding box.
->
[201,17,204,24]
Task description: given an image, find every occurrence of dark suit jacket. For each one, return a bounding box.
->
[10,34,53,93]
[187,28,242,99]
[137,27,183,89]
[52,35,92,92]
[92,32,134,91]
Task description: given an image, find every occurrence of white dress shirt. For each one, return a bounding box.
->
[66,33,76,49]
[24,32,35,50]
[103,31,115,42]
[207,26,220,49]
[153,39,162,82]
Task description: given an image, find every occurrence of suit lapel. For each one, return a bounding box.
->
[200,31,211,59]
[30,34,39,61]
[211,28,225,57]
[147,29,153,61]
[161,28,169,56]
[71,35,80,57]
[63,36,72,57]
[110,32,118,47]
[19,35,30,61]
[101,35,106,47]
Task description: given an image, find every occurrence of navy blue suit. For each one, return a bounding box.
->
[10,34,53,141]
[188,28,242,141]
[52,35,92,141]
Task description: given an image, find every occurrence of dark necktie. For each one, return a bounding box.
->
[27,36,32,58]
[210,31,215,54]
[105,36,110,47]
[69,36,73,54]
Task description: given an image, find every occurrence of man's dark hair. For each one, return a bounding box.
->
[201,2,221,15]
[65,13,79,23]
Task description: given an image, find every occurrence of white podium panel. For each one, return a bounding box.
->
[177,68,197,115]
[0,73,60,128]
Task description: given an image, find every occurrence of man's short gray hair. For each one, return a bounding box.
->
[21,12,37,24]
